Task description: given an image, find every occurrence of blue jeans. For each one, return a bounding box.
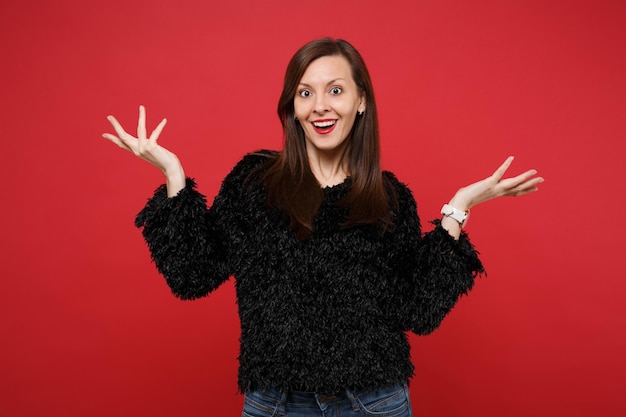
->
[242,383,412,417]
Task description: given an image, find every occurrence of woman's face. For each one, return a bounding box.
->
[294,55,366,156]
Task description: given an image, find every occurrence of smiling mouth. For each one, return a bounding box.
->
[312,119,337,134]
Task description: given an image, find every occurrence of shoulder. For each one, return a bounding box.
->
[383,171,416,204]
[221,149,278,185]
[229,149,278,176]
[382,170,420,229]
[212,150,278,208]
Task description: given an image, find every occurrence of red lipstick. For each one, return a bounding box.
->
[311,119,337,134]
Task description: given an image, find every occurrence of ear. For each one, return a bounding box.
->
[358,95,366,113]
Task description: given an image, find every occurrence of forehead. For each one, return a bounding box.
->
[299,55,354,85]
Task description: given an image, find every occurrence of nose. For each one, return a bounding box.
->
[314,94,329,114]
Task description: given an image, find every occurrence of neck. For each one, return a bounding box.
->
[306,145,350,188]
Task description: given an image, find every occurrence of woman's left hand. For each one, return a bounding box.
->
[449,156,544,211]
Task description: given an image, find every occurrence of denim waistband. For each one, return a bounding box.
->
[244,383,409,414]
[250,387,358,412]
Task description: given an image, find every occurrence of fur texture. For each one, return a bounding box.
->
[135,151,484,392]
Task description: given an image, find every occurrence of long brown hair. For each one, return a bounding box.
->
[264,38,395,239]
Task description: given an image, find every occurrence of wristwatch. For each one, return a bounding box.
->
[441,204,469,226]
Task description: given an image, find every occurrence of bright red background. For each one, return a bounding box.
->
[1,0,625,416]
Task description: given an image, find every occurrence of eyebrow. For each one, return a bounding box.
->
[298,78,347,88]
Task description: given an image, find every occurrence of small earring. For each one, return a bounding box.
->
[358,111,364,116]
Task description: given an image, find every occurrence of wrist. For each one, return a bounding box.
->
[163,163,186,198]
[448,192,471,212]
[441,203,470,227]
[162,157,185,181]
[164,166,185,182]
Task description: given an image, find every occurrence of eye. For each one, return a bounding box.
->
[298,89,311,98]
[330,87,342,95]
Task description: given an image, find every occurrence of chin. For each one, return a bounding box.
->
[311,142,347,153]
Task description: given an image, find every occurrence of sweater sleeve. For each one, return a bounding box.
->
[385,173,485,335]
[134,153,268,300]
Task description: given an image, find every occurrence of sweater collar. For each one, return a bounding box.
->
[322,177,352,201]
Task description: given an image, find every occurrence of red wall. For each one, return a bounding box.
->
[2,0,625,416]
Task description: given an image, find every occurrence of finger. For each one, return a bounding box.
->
[491,156,514,182]
[513,183,541,196]
[137,105,147,139]
[496,173,539,193]
[506,168,539,188]
[106,115,134,140]
[102,133,133,152]
[505,176,544,196]
[149,118,168,142]
[520,176,544,190]
[510,187,539,197]
[106,115,140,151]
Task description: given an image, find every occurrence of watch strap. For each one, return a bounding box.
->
[441,204,469,225]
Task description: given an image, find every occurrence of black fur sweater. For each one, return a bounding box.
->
[135,152,484,393]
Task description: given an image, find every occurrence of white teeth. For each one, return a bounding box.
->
[313,120,336,128]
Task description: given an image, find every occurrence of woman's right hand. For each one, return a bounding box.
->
[103,105,186,196]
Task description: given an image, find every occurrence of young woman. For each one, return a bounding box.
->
[103,38,542,417]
